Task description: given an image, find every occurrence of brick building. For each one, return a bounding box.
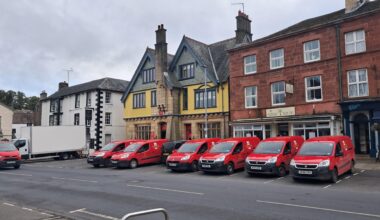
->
[228,0,380,157]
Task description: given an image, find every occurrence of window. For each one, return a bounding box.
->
[348,69,368,97]
[195,88,217,109]
[133,93,146,108]
[345,30,366,55]
[180,63,195,79]
[182,88,188,110]
[245,86,257,108]
[233,124,271,140]
[50,100,57,112]
[86,92,91,107]
[136,125,151,140]
[304,40,320,62]
[75,94,80,108]
[199,123,221,138]
[270,49,284,69]
[105,92,111,104]
[151,90,157,107]
[271,81,285,105]
[74,113,80,126]
[49,115,54,126]
[244,55,257,74]
[142,68,155,83]
[105,113,111,125]
[293,122,331,139]
[138,144,149,153]
[305,76,322,102]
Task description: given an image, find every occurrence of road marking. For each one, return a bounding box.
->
[0,172,32,177]
[344,176,351,180]
[22,207,34,211]
[353,173,359,176]
[52,177,98,183]
[336,180,342,184]
[361,170,366,173]
[263,180,275,184]
[69,208,118,220]
[127,184,204,195]
[3,202,15,206]
[277,177,285,180]
[257,200,380,218]
[323,184,332,189]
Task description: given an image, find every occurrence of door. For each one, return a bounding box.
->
[159,122,167,139]
[334,143,345,175]
[282,142,292,167]
[277,123,289,136]
[185,124,192,140]
[14,139,29,159]
[112,144,126,156]
[105,134,112,145]
[137,144,149,164]
[232,143,244,169]
[353,114,370,154]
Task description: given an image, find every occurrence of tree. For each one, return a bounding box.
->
[0,90,39,111]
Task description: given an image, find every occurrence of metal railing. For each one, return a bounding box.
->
[121,208,169,220]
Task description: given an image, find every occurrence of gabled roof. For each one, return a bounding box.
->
[46,77,129,100]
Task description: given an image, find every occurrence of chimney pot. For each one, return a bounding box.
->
[40,90,47,99]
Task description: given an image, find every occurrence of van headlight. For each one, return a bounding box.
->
[120,154,130,159]
[96,152,105,157]
[181,155,190,161]
[318,159,330,167]
[290,159,296,166]
[267,157,277,164]
[215,156,225,162]
[245,157,250,163]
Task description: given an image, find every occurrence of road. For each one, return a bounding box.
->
[0,159,379,220]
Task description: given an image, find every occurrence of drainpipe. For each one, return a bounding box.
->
[221,84,225,138]
[335,24,343,102]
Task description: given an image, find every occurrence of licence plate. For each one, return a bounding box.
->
[298,170,312,175]
[202,164,211,168]
[168,163,177,167]
[6,161,16,164]
[88,158,93,161]
[112,161,118,164]
[163,153,169,156]
[250,166,262,170]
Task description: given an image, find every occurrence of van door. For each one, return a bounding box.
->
[112,144,126,156]
[340,140,352,173]
[334,143,345,175]
[282,142,292,167]
[137,144,149,165]
[232,143,244,169]
[14,139,29,159]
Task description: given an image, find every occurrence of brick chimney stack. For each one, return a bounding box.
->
[235,11,252,44]
[40,90,47,99]
[58,81,69,90]
[345,0,368,13]
[155,24,168,88]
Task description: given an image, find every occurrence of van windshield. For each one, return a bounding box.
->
[254,142,284,154]
[101,143,115,151]
[0,143,17,152]
[177,143,200,153]
[298,142,334,156]
[124,143,141,152]
[210,142,235,153]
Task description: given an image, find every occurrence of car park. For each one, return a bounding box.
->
[162,140,186,163]
[245,136,304,177]
[0,141,22,169]
[198,137,260,175]
[166,138,220,171]
[111,139,168,169]
[290,136,355,183]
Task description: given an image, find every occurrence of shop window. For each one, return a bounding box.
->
[199,123,220,138]
[293,122,330,139]
[135,125,151,140]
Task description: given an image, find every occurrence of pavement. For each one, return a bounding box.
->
[0,158,379,220]
[355,155,380,170]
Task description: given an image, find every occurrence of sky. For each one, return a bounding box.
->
[0,0,345,97]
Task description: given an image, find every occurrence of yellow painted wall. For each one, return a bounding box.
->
[180,82,229,115]
[124,90,153,118]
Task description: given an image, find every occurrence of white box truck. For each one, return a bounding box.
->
[13,126,86,160]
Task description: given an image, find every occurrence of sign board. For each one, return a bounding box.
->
[266,107,295,118]
[286,83,294,94]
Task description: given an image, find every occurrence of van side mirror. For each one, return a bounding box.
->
[283,149,291,155]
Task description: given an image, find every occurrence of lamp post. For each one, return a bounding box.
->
[203,65,208,138]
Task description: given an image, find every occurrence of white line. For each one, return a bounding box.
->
[52,177,97,183]
[69,208,118,220]
[336,180,342,184]
[277,177,284,180]
[39,212,53,216]
[353,173,359,176]
[257,200,380,218]
[263,180,275,184]
[22,207,34,212]
[323,184,332,189]
[0,172,32,177]
[127,184,204,195]
[361,170,366,173]
[344,176,351,180]
[3,202,15,207]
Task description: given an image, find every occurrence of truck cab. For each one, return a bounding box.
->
[166,138,220,172]
[111,139,168,169]
[290,136,355,183]
[198,137,260,175]
[0,141,22,169]
[87,140,138,167]
[245,136,304,177]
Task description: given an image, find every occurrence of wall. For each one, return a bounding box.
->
[0,104,13,139]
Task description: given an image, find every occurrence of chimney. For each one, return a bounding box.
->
[58,81,69,90]
[40,90,47,99]
[155,24,168,87]
[235,11,252,44]
[345,0,368,13]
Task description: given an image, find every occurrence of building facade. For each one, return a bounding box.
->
[0,103,13,140]
[229,0,380,157]
[12,109,34,139]
[41,78,129,149]
[122,12,253,140]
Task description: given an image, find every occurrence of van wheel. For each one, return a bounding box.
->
[348,160,355,174]
[226,162,234,175]
[14,164,20,169]
[130,159,138,169]
[191,161,198,172]
[331,168,338,183]
[277,165,286,177]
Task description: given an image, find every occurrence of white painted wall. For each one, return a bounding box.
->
[0,104,13,139]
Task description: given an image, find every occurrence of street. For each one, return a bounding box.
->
[0,159,379,220]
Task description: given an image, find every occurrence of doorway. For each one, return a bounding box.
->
[185,124,192,140]
[159,122,167,139]
[353,114,370,154]
[277,123,289,136]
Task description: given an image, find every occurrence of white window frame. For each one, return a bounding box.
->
[303,40,320,63]
[244,55,257,75]
[105,92,111,104]
[270,49,284,70]
[305,75,323,102]
[345,30,366,55]
[347,69,369,98]
[271,81,286,106]
[105,112,111,125]
[245,86,257,108]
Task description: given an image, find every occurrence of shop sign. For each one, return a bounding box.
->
[266,107,295,117]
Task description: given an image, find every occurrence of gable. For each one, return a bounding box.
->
[131,56,156,93]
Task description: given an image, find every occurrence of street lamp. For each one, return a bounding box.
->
[202,65,208,138]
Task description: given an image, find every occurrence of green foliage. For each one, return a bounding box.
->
[0,90,39,111]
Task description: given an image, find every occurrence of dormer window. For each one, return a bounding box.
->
[180,63,195,80]
[142,68,155,83]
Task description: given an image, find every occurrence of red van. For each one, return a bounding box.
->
[166,138,220,171]
[198,137,260,175]
[0,142,22,169]
[290,136,355,183]
[111,139,168,169]
[87,140,138,167]
[245,136,304,177]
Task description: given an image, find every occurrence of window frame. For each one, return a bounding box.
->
[151,90,157,107]
[245,86,257,108]
[182,88,188,110]
[133,92,146,109]
[194,88,217,109]
[142,68,155,84]
[345,30,366,55]
[347,69,369,98]
[74,113,80,126]
[75,94,80,108]
[305,75,323,102]
[244,55,257,75]
[179,63,195,80]
[303,40,321,63]
[271,81,286,106]
[269,48,284,70]
[105,112,111,125]
[105,91,112,104]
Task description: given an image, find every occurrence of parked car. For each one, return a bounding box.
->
[245,136,304,177]
[87,140,138,168]
[162,140,186,163]
[166,138,220,171]
[111,139,168,169]
[0,141,22,169]
[290,136,355,183]
[198,137,260,175]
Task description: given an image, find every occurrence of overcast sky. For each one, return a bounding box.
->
[0,0,344,97]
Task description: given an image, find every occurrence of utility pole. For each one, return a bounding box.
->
[203,66,208,138]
